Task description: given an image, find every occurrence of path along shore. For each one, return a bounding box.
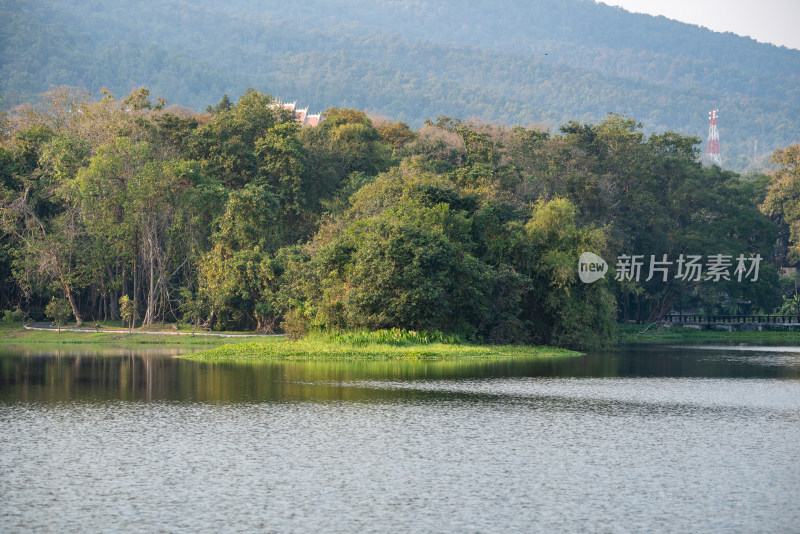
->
[23,322,284,338]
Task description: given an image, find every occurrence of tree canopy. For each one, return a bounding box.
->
[0,88,790,348]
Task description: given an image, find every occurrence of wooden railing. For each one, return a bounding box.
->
[664,314,800,325]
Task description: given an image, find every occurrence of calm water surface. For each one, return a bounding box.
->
[1,343,799,532]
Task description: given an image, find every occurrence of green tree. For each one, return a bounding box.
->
[179,289,208,334]
[191,89,286,189]
[377,120,417,151]
[119,294,137,333]
[311,107,393,178]
[206,94,232,115]
[45,296,72,332]
[503,198,616,348]
[761,144,800,263]
[123,88,152,111]
[212,184,280,252]
[1,123,89,325]
[311,217,492,334]
[300,166,525,340]
[72,136,186,325]
[198,244,284,332]
[253,122,312,240]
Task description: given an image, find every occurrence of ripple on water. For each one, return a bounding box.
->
[1,374,799,533]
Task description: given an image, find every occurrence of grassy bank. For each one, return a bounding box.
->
[617,323,800,343]
[0,323,260,347]
[0,323,578,361]
[179,330,579,362]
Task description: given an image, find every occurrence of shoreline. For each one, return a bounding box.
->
[9,322,800,361]
[617,324,800,344]
[22,323,284,338]
[0,323,262,347]
[0,324,578,360]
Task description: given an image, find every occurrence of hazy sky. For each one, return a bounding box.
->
[598,0,800,50]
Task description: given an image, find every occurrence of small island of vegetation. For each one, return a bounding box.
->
[179,328,579,362]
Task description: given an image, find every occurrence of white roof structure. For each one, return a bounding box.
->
[270,100,322,127]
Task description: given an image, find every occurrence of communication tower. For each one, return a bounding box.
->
[706,109,721,165]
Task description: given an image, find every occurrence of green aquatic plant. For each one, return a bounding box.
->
[328,328,464,346]
[180,335,578,362]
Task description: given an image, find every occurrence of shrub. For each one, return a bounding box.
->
[330,328,464,346]
[1,308,28,323]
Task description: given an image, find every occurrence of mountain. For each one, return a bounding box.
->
[1,0,798,170]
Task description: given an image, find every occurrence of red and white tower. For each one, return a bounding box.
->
[706,109,721,165]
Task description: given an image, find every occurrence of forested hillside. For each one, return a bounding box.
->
[2,88,795,348]
[1,0,798,171]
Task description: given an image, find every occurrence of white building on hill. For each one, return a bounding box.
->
[271,100,322,126]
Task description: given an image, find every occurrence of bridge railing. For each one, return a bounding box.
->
[664,314,800,324]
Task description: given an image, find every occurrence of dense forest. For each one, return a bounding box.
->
[1,0,799,171]
[2,88,799,348]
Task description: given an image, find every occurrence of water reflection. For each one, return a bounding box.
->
[1,342,798,404]
[2,343,799,533]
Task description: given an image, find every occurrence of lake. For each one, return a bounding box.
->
[1,343,799,532]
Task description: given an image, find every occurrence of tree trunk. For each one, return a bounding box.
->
[133,252,138,329]
[61,279,82,326]
[145,243,156,325]
[648,292,677,322]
